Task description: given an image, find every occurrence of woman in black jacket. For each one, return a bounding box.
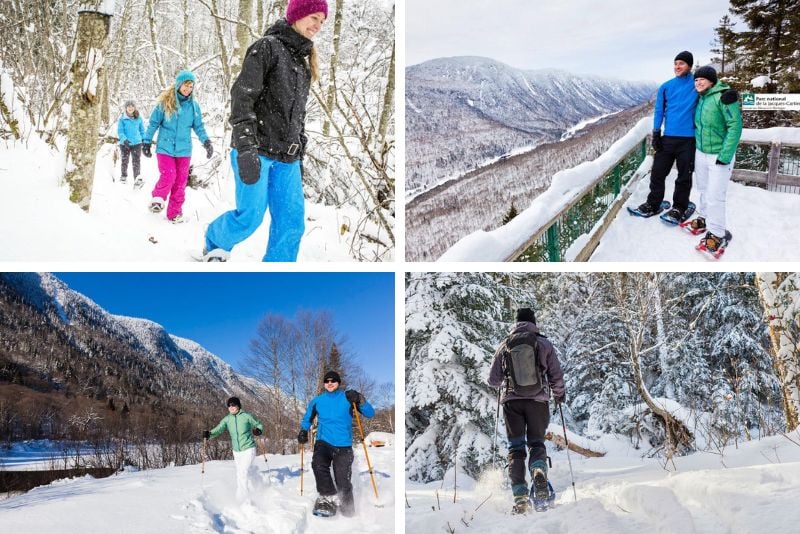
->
[199,0,327,262]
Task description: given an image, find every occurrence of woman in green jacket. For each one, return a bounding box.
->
[203,397,265,500]
[689,65,743,254]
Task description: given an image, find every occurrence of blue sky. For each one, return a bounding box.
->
[54,272,395,386]
[406,0,732,82]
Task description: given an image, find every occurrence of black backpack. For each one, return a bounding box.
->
[502,334,543,396]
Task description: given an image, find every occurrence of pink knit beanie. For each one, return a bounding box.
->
[286,0,328,24]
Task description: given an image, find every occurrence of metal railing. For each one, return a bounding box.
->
[511,138,648,262]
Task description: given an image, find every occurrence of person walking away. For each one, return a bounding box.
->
[142,70,213,223]
[297,371,374,517]
[198,0,327,262]
[689,65,742,255]
[203,397,265,501]
[634,51,697,222]
[117,100,145,188]
[488,307,566,514]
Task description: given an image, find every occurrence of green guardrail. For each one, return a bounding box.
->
[515,139,647,262]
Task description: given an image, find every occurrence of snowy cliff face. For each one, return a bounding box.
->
[406,56,658,194]
[0,273,268,405]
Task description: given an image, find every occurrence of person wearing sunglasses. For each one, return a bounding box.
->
[297,371,374,517]
[203,396,265,501]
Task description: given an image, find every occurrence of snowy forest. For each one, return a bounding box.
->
[0,0,394,261]
[406,272,800,482]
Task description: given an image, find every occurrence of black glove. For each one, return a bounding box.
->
[297,429,308,444]
[203,139,213,159]
[252,428,262,436]
[142,143,152,158]
[720,89,739,105]
[715,159,728,165]
[553,393,566,405]
[203,430,210,440]
[123,140,130,147]
[237,148,261,185]
[651,130,663,152]
[345,390,365,406]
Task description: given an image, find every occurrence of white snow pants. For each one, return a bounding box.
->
[694,150,734,237]
[233,446,256,500]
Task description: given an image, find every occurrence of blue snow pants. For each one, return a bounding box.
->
[205,149,304,262]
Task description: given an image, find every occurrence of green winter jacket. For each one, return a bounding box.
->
[694,81,743,164]
[209,410,264,452]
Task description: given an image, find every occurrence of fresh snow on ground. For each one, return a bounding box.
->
[0,439,394,533]
[0,134,364,262]
[590,167,800,261]
[406,433,800,533]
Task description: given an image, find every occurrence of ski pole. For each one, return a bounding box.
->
[353,402,379,500]
[300,443,304,496]
[492,388,501,471]
[558,403,577,502]
[202,437,207,475]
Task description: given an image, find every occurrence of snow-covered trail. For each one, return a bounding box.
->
[0,136,359,262]
[0,445,394,533]
[406,434,800,533]
[590,169,800,261]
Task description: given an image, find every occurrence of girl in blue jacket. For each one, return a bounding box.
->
[117,100,145,187]
[142,70,214,223]
[297,370,374,517]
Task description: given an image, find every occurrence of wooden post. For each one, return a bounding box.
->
[766,142,781,191]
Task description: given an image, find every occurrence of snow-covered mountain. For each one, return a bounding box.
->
[406,56,658,194]
[0,272,269,407]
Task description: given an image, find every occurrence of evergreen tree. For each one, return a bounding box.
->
[502,203,519,225]
[710,14,738,76]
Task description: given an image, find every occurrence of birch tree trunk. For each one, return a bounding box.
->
[756,272,800,431]
[182,0,190,69]
[321,0,343,137]
[64,4,113,211]
[231,0,254,81]
[145,0,166,89]
[377,39,395,153]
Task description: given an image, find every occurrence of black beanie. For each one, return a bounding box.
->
[323,371,341,383]
[694,66,718,85]
[674,51,694,68]
[515,308,536,324]
[226,396,241,408]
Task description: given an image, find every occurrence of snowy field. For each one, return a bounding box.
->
[0,134,372,262]
[0,435,394,533]
[406,433,800,533]
[590,168,800,261]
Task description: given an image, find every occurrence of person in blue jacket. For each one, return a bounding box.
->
[636,51,698,220]
[142,70,214,223]
[117,100,145,187]
[297,370,374,517]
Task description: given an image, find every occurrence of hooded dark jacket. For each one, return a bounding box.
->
[229,19,312,163]
[488,321,565,403]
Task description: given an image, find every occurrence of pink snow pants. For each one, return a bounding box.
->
[152,153,191,220]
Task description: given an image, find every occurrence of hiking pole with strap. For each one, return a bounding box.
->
[492,387,501,471]
[558,403,577,502]
[300,443,304,496]
[353,402,379,500]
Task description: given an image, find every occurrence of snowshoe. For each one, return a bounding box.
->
[149,198,165,213]
[312,495,337,517]
[133,177,144,190]
[696,230,732,260]
[120,175,127,184]
[627,200,670,218]
[679,216,706,235]
[511,495,531,515]
[169,213,187,224]
[659,202,695,226]
[530,468,555,512]
[191,247,230,262]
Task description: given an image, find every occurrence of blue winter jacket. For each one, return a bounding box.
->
[143,83,209,157]
[653,73,697,137]
[117,113,144,145]
[301,389,375,447]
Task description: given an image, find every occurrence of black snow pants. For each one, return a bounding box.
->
[646,135,695,213]
[312,440,355,512]
[503,399,549,494]
[120,143,142,178]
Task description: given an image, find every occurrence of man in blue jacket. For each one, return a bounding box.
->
[636,51,697,221]
[298,371,374,517]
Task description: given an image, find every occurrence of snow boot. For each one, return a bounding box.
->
[696,230,732,260]
[120,174,127,183]
[169,213,187,224]
[627,200,670,218]
[192,247,230,262]
[660,202,695,226]
[338,490,355,517]
[511,494,531,515]
[312,495,337,517]
[530,461,550,512]
[680,216,706,235]
[133,177,144,190]
[149,198,165,213]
